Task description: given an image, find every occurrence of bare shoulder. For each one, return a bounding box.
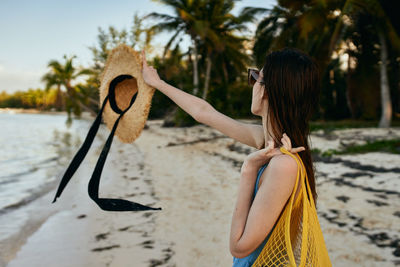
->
[265,154,299,184]
[255,153,300,209]
[270,154,298,170]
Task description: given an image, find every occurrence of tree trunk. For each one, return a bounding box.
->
[222,61,228,83]
[77,100,97,117]
[192,39,199,96]
[55,85,64,111]
[378,31,392,128]
[345,52,356,119]
[65,85,97,117]
[82,94,98,106]
[202,55,212,100]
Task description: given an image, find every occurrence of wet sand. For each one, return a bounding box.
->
[4,119,400,266]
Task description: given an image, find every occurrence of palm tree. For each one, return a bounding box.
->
[144,0,259,127]
[330,0,400,127]
[145,0,204,96]
[195,1,258,100]
[251,1,347,120]
[253,0,400,126]
[252,5,298,66]
[252,1,340,72]
[146,0,256,100]
[41,55,96,118]
[41,71,64,111]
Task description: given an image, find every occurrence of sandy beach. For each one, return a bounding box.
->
[3,118,400,267]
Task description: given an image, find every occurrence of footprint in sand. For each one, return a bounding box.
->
[95,232,110,241]
[91,245,120,252]
[140,240,154,249]
[366,199,389,207]
[118,226,132,231]
[336,195,350,203]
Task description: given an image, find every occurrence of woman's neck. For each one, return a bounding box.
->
[262,115,276,148]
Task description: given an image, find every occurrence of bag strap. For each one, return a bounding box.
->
[278,147,304,265]
[285,148,314,266]
[302,158,316,208]
[52,75,161,211]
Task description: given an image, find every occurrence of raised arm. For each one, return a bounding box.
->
[157,81,265,149]
[196,103,266,149]
[141,50,265,149]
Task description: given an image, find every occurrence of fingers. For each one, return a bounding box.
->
[281,133,306,153]
[292,147,306,153]
[281,135,290,150]
[283,133,291,148]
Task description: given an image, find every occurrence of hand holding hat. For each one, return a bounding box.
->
[142,50,163,89]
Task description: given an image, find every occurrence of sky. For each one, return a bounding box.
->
[0,0,275,93]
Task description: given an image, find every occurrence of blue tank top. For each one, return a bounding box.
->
[232,162,277,267]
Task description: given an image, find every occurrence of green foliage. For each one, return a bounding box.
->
[318,58,350,120]
[147,46,192,119]
[252,0,400,123]
[0,88,58,109]
[173,107,199,127]
[146,0,257,126]
[319,138,400,156]
[310,119,400,133]
[41,54,97,121]
[88,13,156,73]
[207,80,253,119]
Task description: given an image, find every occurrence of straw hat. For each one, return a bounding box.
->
[99,44,156,143]
[52,44,161,211]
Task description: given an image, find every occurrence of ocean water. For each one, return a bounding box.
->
[0,112,99,264]
[0,113,90,214]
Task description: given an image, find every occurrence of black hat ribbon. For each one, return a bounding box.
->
[51,74,162,211]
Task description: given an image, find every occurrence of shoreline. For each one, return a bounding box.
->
[0,108,96,122]
[0,107,67,115]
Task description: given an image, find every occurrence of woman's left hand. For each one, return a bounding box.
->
[241,133,305,172]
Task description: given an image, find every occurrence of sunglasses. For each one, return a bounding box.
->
[247,68,264,86]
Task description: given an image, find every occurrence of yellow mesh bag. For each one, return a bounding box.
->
[252,147,332,267]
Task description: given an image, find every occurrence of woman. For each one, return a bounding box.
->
[141,47,320,266]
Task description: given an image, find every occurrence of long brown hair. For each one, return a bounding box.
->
[261,47,320,206]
